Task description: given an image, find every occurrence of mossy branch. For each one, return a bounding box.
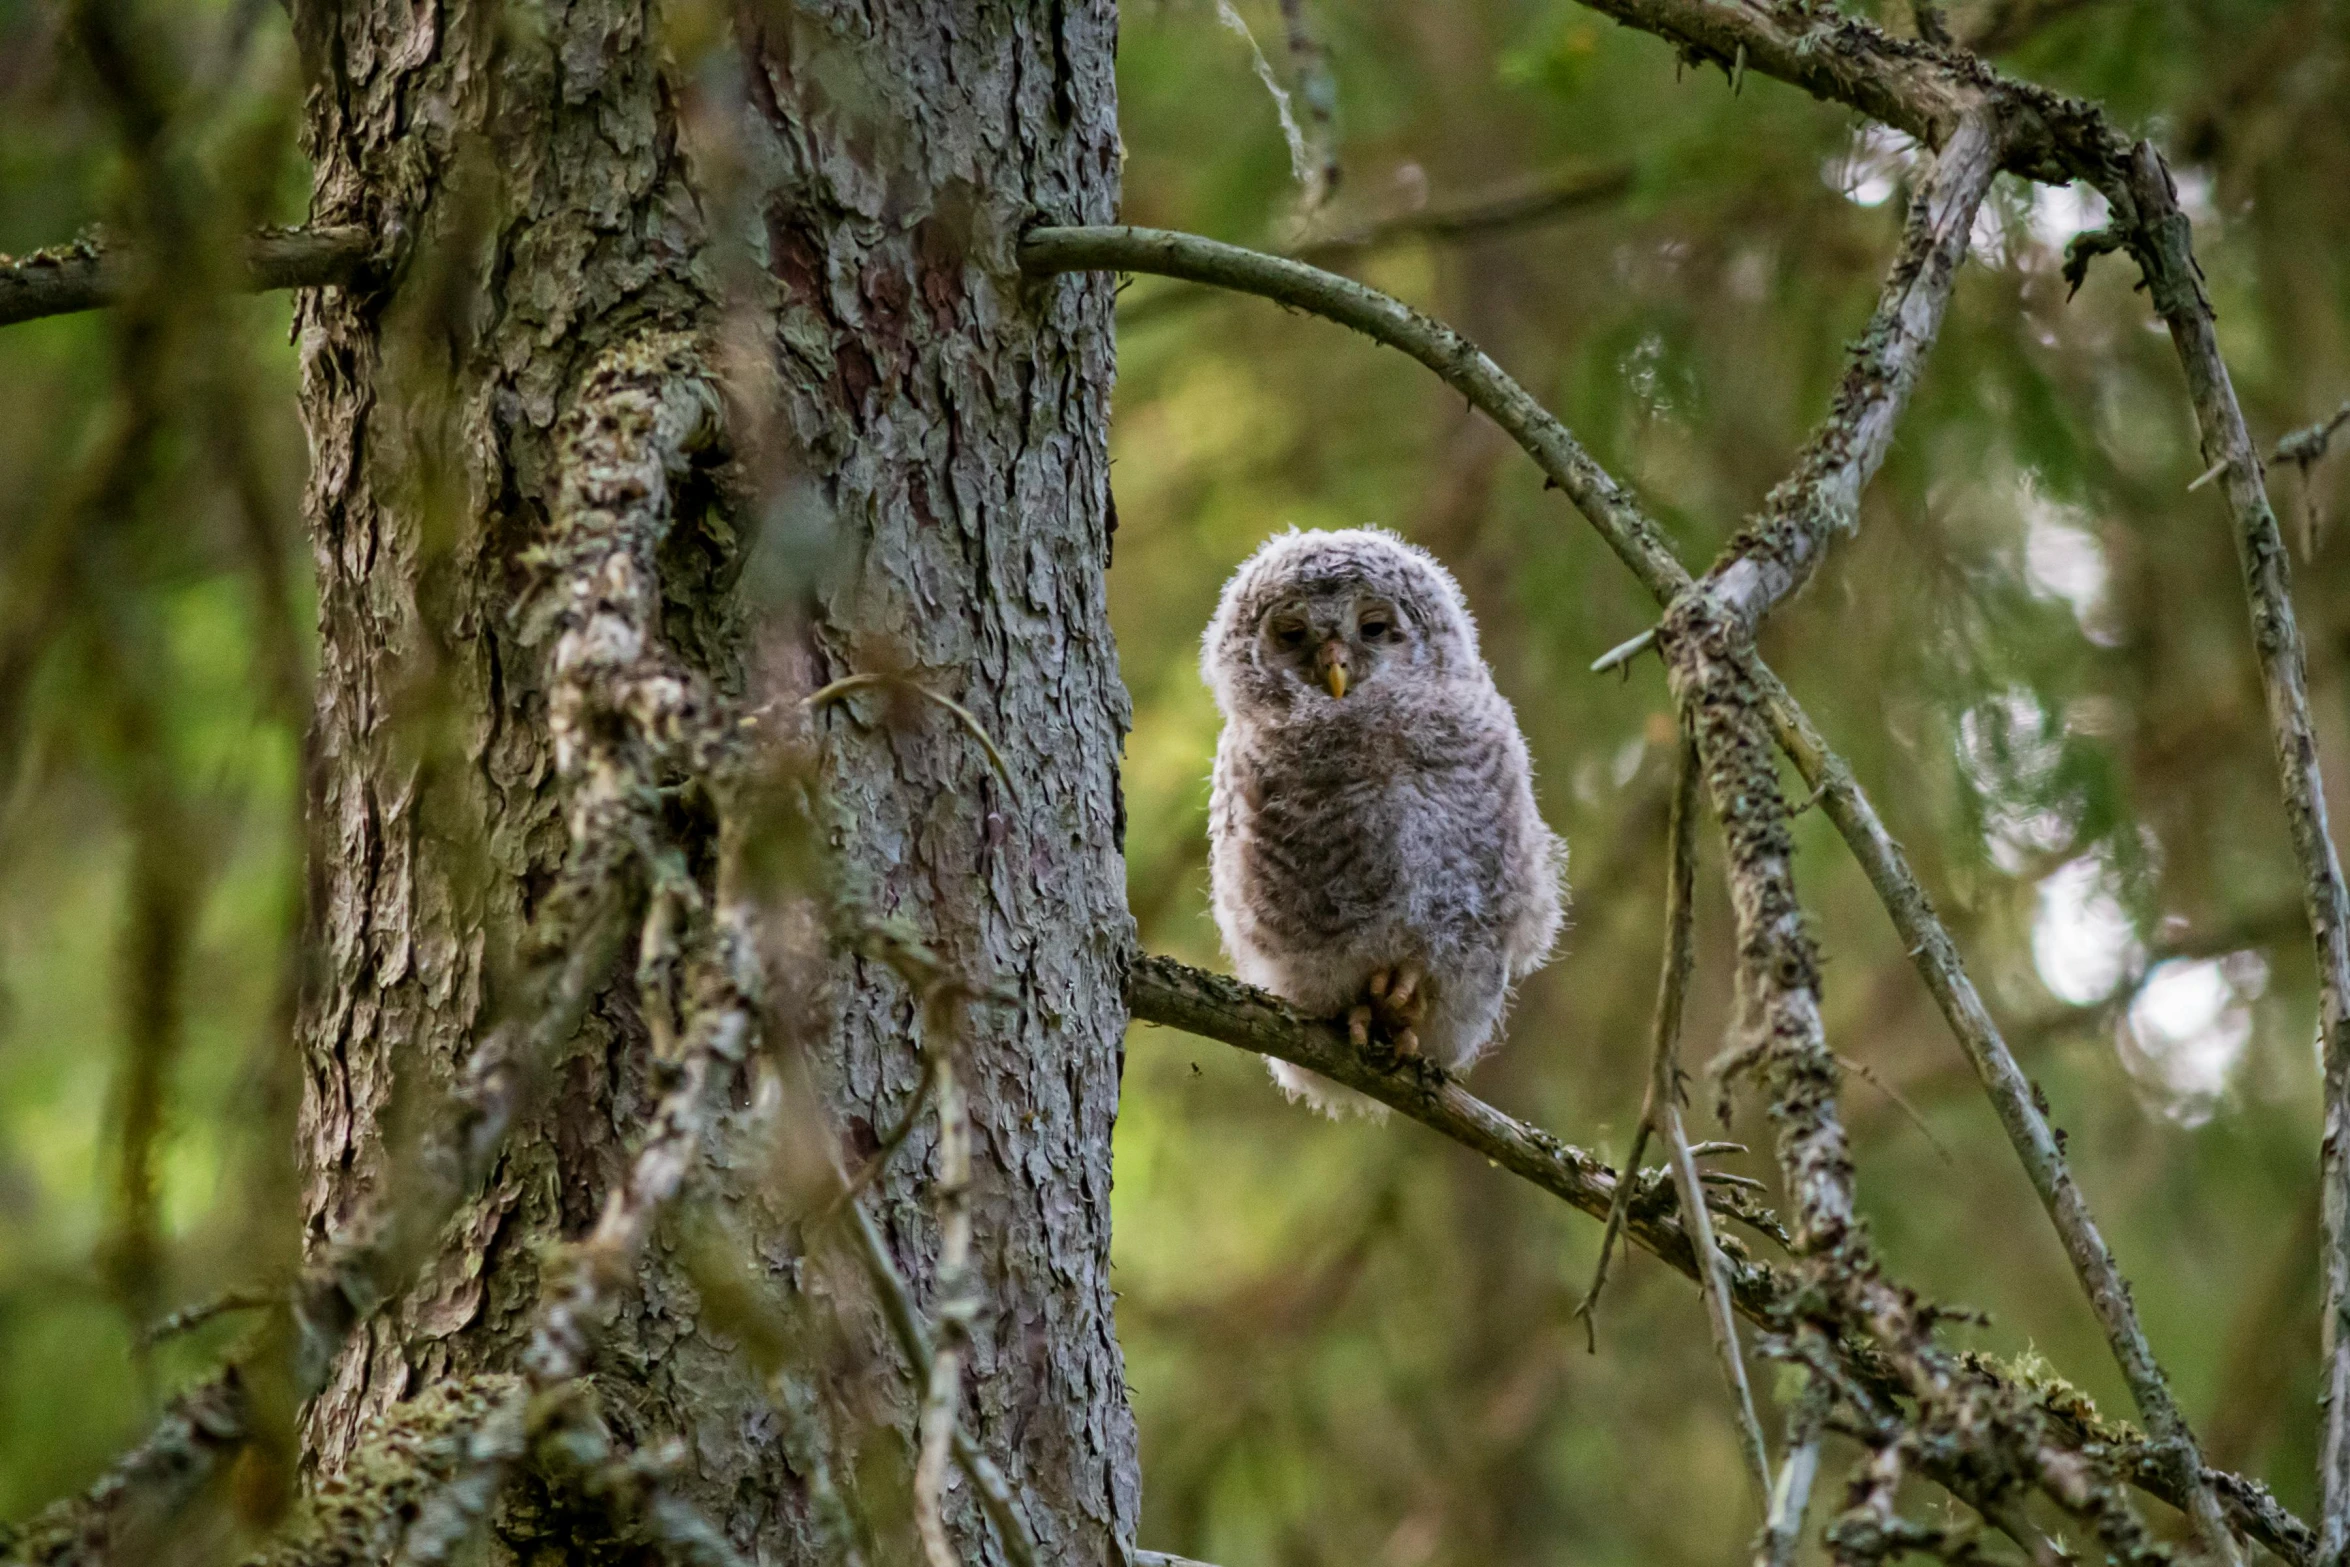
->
[1123,955,2306,1561]
[0,225,375,328]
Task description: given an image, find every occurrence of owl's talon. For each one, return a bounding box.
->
[1348,1005,1372,1048]
[1395,1028,1420,1057]
[1363,961,1427,1041]
[1388,964,1423,1018]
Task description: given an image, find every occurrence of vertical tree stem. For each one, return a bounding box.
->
[2075,141,2350,1565]
[1653,736,1774,1501]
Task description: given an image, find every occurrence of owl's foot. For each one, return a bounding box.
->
[1348,963,1426,1056]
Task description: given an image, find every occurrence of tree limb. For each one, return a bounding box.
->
[1021,225,1688,601]
[0,224,374,328]
[2085,143,2350,1564]
[1124,954,2307,1562]
[1115,161,1634,330]
[1028,213,2239,1562]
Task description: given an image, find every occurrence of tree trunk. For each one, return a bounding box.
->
[290,0,1133,1559]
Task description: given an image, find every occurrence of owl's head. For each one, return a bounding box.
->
[1202,528,1480,717]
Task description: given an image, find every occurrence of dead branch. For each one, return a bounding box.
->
[1758,1375,1831,1567]
[1123,955,2307,1562]
[840,1203,1043,1567]
[1656,738,1774,1503]
[2064,141,2350,1561]
[1578,733,1771,1497]
[0,224,374,328]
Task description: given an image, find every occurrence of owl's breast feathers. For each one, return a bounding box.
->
[1213,681,1545,958]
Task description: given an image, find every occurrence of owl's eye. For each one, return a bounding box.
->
[1271,621,1308,648]
[1359,616,1393,641]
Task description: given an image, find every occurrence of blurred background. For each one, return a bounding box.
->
[2,0,2349,1561]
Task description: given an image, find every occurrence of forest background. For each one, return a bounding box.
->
[1,0,2346,1563]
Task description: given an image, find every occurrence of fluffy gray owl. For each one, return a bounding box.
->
[1203,528,1567,1115]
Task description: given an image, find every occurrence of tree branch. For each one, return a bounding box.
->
[1022,225,1688,601]
[2081,144,2350,1563]
[841,1203,1043,1567]
[1681,111,1997,640]
[1127,955,1775,1297]
[1124,955,2306,1563]
[1545,36,2339,1521]
[1029,216,2240,1562]
[1578,735,1772,1497]
[0,224,374,328]
[1115,161,1634,330]
[1751,660,2240,1558]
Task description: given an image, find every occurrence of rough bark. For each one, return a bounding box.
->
[289,2,1132,1563]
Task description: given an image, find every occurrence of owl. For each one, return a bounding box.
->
[1203,527,1568,1115]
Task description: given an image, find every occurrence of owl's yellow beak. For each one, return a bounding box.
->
[1316,640,1350,699]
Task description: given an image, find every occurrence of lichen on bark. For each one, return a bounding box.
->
[283,0,1135,1561]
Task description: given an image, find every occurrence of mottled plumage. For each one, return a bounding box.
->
[1203,528,1567,1115]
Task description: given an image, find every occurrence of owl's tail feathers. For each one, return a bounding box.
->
[1268,1058,1393,1120]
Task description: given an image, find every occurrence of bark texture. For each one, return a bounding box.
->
[289,0,1132,1560]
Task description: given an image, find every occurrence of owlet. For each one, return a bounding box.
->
[1202,528,1568,1115]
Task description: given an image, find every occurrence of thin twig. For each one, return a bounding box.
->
[139,1288,279,1347]
[2273,400,2350,558]
[1214,0,1321,208]
[2275,401,2350,469]
[1834,1053,1955,1164]
[806,672,1019,798]
[1275,0,1341,200]
[1589,626,1659,675]
[1651,736,1774,1502]
[824,1053,941,1219]
[840,1203,1042,1567]
[1576,732,1699,1342]
[1575,1121,1655,1347]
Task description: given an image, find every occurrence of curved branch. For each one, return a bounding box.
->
[0,224,375,328]
[1116,161,1634,330]
[1021,225,1688,601]
[1126,955,1782,1303]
